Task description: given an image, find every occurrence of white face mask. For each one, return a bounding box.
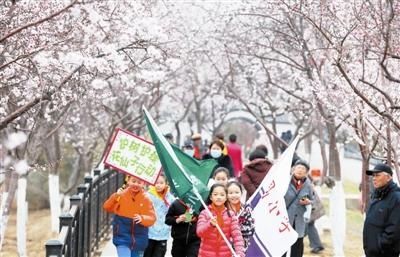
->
[184,149,194,157]
[210,149,222,159]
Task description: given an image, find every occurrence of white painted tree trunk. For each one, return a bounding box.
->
[48,174,61,232]
[0,191,8,251]
[17,177,27,257]
[329,181,346,257]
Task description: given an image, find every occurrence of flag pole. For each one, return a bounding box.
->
[191,185,239,257]
[143,107,239,257]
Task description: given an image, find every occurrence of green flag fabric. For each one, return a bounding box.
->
[143,108,216,213]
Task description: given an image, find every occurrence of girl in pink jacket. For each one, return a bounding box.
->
[196,183,245,257]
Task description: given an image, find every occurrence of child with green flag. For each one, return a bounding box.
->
[165,198,200,257]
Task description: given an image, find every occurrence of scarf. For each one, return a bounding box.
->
[210,203,225,229]
[230,202,242,214]
[148,186,171,207]
[292,177,306,191]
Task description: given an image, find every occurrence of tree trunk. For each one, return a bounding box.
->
[270,116,279,159]
[0,170,18,251]
[304,134,312,162]
[48,174,61,232]
[358,118,371,213]
[317,115,328,178]
[360,157,370,213]
[175,121,181,146]
[329,181,346,257]
[17,176,27,257]
[327,119,341,180]
[44,131,62,232]
[325,115,345,256]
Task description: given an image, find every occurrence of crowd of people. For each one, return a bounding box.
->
[103,131,400,257]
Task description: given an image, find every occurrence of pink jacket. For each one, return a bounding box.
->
[197,207,245,257]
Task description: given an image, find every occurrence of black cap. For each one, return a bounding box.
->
[249,149,267,161]
[294,159,310,171]
[183,141,193,149]
[164,133,173,139]
[366,163,393,176]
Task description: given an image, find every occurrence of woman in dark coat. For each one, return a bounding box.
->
[240,149,273,200]
[202,140,234,178]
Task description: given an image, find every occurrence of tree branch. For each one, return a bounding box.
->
[335,62,400,130]
[0,64,83,130]
[0,0,79,43]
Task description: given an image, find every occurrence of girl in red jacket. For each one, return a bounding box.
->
[103,175,156,257]
[196,183,245,257]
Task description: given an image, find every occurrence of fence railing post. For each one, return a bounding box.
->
[59,213,73,257]
[45,239,63,257]
[70,195,82,257]
[45,168,118,257]
[94,168,101,250]
[84,175,93,257]
[77,184,88,257]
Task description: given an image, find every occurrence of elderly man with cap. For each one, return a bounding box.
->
[363,163,400,257]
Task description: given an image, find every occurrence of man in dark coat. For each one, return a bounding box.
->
[363,163,400,257]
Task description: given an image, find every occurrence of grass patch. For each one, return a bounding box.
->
[303,191,364,257]
[343,180,360,194]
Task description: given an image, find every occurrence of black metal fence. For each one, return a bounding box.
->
[45,169,124,257]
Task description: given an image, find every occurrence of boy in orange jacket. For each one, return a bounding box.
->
[103,175,156,257]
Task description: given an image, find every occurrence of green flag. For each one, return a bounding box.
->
[143,108,216,213]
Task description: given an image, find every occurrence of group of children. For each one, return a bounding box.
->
[103,167,255,257]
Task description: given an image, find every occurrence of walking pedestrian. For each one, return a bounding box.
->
[144,174,175,257]
[363,163,400,257]
[227,134,243,178]
[226,181,255,252]
[203,140,234,178]
[240,148,273,200]
[103,176,156,257]
[196,183,245,257]
[306,171,325,254]
[191,133,203,160]
[215,133,228,156]
[208,167,231,188]
[165,198,200,257]
[283,160,314,257]
[182,142,195,158]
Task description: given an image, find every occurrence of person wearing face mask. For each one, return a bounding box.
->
[202,140,234,178]
[103,175,156,257]
[182,142,195,158]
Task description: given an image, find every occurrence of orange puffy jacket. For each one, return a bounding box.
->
[103,188,156,227]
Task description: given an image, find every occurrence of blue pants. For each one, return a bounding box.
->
[116,245,144,257]
[306,221,323,249]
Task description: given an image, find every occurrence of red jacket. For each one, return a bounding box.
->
[197,207,245,257]
[227,143,243,178]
